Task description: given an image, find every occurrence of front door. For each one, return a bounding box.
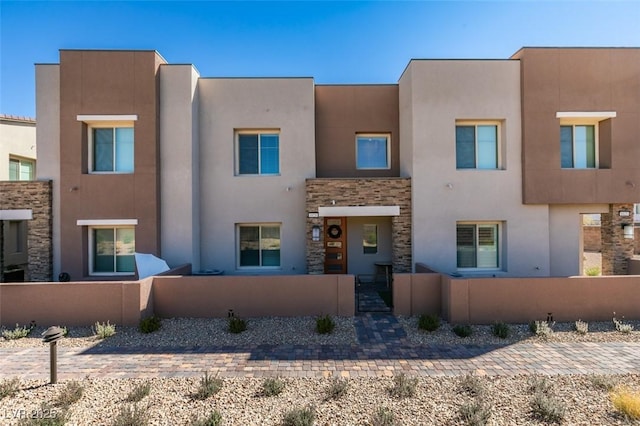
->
[324,217,347,274]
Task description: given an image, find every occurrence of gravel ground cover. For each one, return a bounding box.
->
[2,316,640,425]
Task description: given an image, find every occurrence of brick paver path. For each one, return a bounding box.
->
[2,315,639,380]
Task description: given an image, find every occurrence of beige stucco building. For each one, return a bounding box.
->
[31,47,639,284]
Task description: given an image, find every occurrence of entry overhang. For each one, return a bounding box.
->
[318,206,400,217]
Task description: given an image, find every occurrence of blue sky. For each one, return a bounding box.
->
[1,0,639,118]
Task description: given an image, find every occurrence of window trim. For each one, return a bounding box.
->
[456,222,502,271]
[455,121,502,170]
[236,223,282,270]
[559,121,599,169]
[355,133,391,170]
[87,225,136,276]
[235,130,281,176]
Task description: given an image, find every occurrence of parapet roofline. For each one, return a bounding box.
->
[0,114,36,123]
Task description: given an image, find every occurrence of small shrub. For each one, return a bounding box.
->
[459,400,491,426]
[0,377,20,400]
[315,315,336,334]
[459,373,485,396]
[530,320,554,337]
[125,381,151,403]
[613,314,634,333]
[325,377,348,400]
[138,316,161,334]
[574,320,589,335]
[228,316,247,334]
[589,374,617,391]
[112,404,149,426]
[93,321,116,339]
[371,407,397,426]
[2,323,32,340]
[418,314,440,332]
[191,410,223,426]
[18,406,67,426]
[585,266,600,276]
[530,392,565,424]
[388,373,417,398]
[453,324,472,338]
[491,322,510,339]
[193,372,223,400]
[610,386,640,420]
[262,377,285,397]
[54,380,83,408]
[528,375,551,395]
[282,405,315,426]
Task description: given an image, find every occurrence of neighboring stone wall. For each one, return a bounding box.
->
[601,203,635,275]
[584,224,639,254]
[0,181,52,281]
[306,178,411,274]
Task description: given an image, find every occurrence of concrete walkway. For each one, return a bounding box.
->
[2,314,639,381]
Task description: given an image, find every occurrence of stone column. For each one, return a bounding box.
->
[601,203,635,275]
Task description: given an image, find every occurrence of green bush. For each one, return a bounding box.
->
[530,392,565,423]
[371,407,397,426]
[138,316,162,334]
[0,378,20,400]
[111,404,150,426]
[228,316,247,334]
[491,322,509,339]
[315,315,335,334]
[125,382,151,403]
[458,373,485,396]
[585,266,600,276]
[54,380,83,409]
[459,400,491,426]
[93,321,116,339]
[262,377,285,397]
[191,410,223,426]
[325,377,348,400]
[388,373,417,398]
[529,320,553,337]
[574,320,589,335]
[2,323,32,340]
[418,314,440,332]
[193,372,223,400]
[282,406,315,426]
[453,324,472,338]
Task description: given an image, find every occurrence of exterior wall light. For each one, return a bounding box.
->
[622,224,634,239]
[312,225,321,241]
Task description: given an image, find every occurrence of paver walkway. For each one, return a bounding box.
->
[2,314,639,381]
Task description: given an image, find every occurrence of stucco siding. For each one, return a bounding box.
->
[400,60,551,276]
[198,78,315,274]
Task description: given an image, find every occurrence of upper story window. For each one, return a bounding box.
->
[456,122,500,169]
[77,115,137,174]
[236,131,280,175]
[560,125,595,169]
[456,222,501,270]
[237,223,281,268]
[356,134,390,169]
[9,157,35,180]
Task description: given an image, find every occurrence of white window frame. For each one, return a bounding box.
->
[355,133,391,170]
[559,120,598,169]
[78,116,137,174]
[86,224,136,276]
[455,121,502,170]
[456,222,502,271]
[8,156,35,181]
[235,130,280,176]
[236,223,282,270]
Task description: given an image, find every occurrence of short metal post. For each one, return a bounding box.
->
[50,341,57,384]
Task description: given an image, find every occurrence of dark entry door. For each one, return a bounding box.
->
[324,217,347,274]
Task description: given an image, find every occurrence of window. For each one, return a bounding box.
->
[356,134,390,169]
[237,131,279,175]
[561,125,596,168]
[90,227,135,274]
[363,224,377,254]
[456,223,500,269]
[456,123,499,169]
[238,224,281,268]
[91,127,134,172]
[9,157,34,181]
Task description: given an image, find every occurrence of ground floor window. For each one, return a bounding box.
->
[90,227,135,274]
[238,224,281,268]
[456,223,500,269]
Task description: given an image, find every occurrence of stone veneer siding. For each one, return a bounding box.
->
[0,181,52,281]
[306,178,411,274]
[601,203,635,275]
